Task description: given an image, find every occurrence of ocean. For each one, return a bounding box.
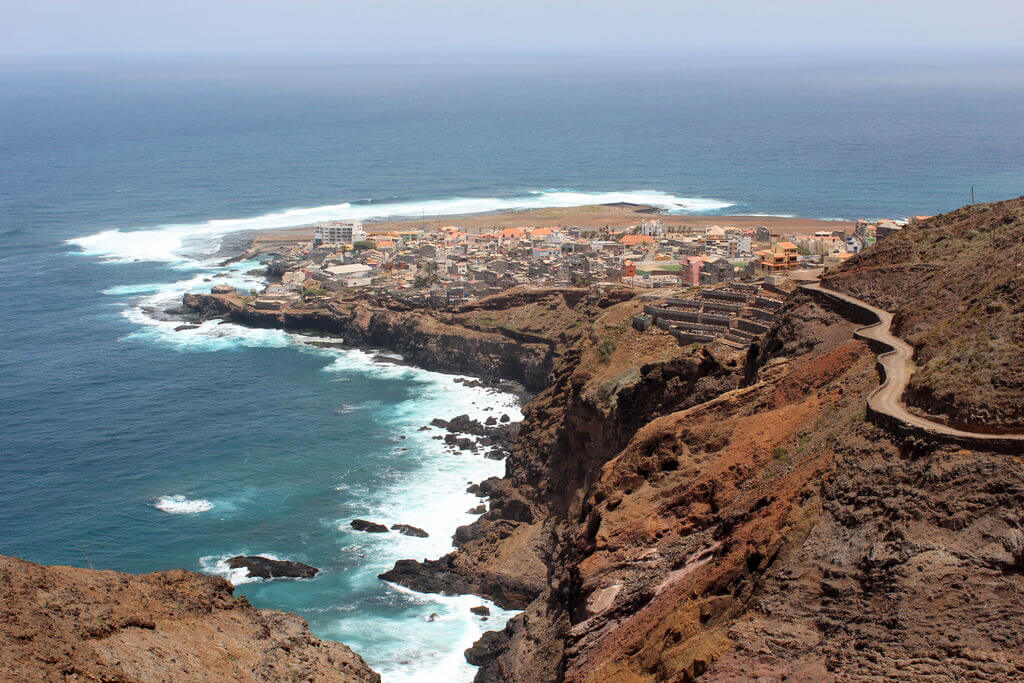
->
[1,55,1022,680]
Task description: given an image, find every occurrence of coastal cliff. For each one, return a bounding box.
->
[181,287,600,392]
[170,200,1024,681]
[0,555,378,682]
[447,201,1024,681]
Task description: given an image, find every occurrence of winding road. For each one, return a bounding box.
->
[798,280,1024,452]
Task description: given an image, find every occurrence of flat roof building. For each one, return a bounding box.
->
[314,221,366,245]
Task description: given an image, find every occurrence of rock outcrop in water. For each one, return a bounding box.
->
[226,555,319,579]
[351,519,389,533]
[0,555,378,681]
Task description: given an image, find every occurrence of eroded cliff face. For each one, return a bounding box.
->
[182,287,605,392]
[459,290,1024,682]
[184,272,1024,681]
[0,555,379,682]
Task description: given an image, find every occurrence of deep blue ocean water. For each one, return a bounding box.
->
[1,55,1023,680]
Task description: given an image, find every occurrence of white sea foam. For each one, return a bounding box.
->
[67,189,734,263]
[312,353,524,680]
[154,494,214,514]
[200,552,287,585]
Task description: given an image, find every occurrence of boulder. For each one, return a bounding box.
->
[446,414,486,435]
[226,555,318,580]
[351,519,389,533]
[211,284,236,295]
[484,416,498,426]
[470,605,491,617]
[430,418,449,428]
[464,628,510,667]
[391,524,429,538]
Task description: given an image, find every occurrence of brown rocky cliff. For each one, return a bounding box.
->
[465,285,1024,681]
[181,287,603,391]
[0,555,379,682]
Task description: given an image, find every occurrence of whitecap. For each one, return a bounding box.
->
[153,494,214,514]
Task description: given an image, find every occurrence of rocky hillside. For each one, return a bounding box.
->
[823,197,1024,430]
[364,218,1024,681]
[0,555,378,682]
[464,291,1023,681]
[180,227,1024,682]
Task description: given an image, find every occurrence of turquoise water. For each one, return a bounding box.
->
[1,56,1023,679]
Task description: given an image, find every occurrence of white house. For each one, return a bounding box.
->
[314,221,366,245]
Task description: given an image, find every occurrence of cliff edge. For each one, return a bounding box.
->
[0,555,379,682]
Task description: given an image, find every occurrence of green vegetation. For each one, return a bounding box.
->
[597,339,616,363]
[302,286,329,300]
[352,240,377,251]
[771,446,790,460]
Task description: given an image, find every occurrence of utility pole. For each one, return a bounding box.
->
[971,186,976,205]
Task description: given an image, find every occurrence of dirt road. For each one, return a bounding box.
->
[799,281,1024,448]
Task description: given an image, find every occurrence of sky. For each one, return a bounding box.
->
[2,0,1024,59]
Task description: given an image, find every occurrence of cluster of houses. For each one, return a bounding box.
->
[245,213,922,312]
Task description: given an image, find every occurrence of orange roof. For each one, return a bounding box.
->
[620,235,656,245]
[777,241,798,249]
[375,240,396,248]
[500,228,527,238]
[530,227,556,236]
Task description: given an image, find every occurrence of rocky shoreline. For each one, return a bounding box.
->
[182,291,554,392]
[171,203,1024,683]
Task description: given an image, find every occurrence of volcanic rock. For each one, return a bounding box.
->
[391,524,429,538]
[226,556,318,580]
[351,519,389,533]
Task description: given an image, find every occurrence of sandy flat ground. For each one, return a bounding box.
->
[251,204,853,245]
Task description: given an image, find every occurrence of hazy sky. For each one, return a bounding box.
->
[3,0,1024,58]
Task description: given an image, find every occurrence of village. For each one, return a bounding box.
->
[229,210,927,351]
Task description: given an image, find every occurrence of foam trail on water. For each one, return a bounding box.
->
[67,189,734,263]
[153,495,214,514]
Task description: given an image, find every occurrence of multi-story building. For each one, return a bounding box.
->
[753,242,800,277]
[314,220,366,245]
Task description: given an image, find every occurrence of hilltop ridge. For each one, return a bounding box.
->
[824,197,1024,430]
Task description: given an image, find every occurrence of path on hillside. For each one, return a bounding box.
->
[798,281,1024,450]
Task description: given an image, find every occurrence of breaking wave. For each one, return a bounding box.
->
[153,495,214,514]
[67,189,734,263]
